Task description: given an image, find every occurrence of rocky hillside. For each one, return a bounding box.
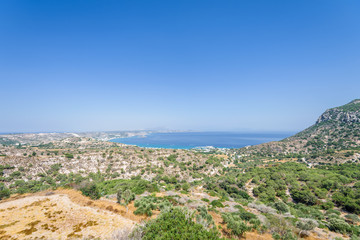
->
[289,99,360,150]
[316,99,360,124]
[237,99,360,163]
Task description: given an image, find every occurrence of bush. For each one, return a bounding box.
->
[79,182,101,200]
[272,231,297,240]
[274,201,289,213]
[134,196,158,216]
[296,218,318,236]
[98,178,156,196]
[320,201,334,210]
[210,200,224,208]
[117,189,135,205]
[328,218,351,234]
[248,202,276,214]
[221,206,259,237]
[182,183,190,192]
[222,212,248,237]
[64,153,74,159]
[0,183,10,200]
[196,206,215,229]
[137,207,220,240]
[326,209,341,216]
[290,188,317,205]
[345,214,360,224]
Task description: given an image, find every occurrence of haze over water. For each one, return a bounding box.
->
[110,132,293,149]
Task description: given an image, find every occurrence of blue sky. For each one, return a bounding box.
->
[1,0,359,133]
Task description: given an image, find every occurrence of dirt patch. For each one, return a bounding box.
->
[56,188,151,222]
[0,190,135,239]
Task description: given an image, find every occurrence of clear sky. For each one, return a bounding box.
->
[1,0,359,133]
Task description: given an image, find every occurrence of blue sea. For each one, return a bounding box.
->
[109,131,293,149]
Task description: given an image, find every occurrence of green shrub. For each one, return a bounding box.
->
[0,183,10,200]
[202,198,210,203]
[272,231,297,240]
[182,182,190,192]
[290,188,317,205]
[117,189,135,205]
[345,214,360,224]
[326,209,341,216]
[296,218,318,235]
[320,201,334,210]
[210,200,224,208]
[274,201,289,213]
[79,182,101,200]
[97,178,156,195]
[64,153,74,159]
[134,196,158,216]
[222,212,248,237]
[196,206,215,229]
[328,218,351,234]
[137,207,220,240]
[221,206,259,237]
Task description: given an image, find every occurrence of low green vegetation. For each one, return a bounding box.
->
[135,207,221,240]
[0,183,10,200]
[222,205,260,237]
[117,189,135,206]
[79,181,101,200]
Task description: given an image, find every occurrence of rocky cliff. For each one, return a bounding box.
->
[237,99,360,162]
[316,99,360,124]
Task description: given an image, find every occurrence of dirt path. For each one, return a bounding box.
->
[245,178,256,199]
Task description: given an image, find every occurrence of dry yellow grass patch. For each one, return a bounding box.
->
[216,154,229,160]
[0,190,135,240]
[55,188,151,222]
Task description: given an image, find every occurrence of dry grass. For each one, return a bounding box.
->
[56,188,152,222]
[0,189,135,239]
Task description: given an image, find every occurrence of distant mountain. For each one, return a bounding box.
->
[239,99,360,163]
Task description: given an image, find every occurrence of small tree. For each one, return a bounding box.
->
[122,189,135,205]
[182,183,190,192]
[221,212,248,237]
[274,201,289,213]
[117,189,123,204]
[0,183,10,200]
[117,189,135,212]
[79,182,100,200]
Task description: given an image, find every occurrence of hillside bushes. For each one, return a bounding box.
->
[97,177,158,195]
[290,187,317,205]
[133,196,172,216]
[221,206,260,237]
[136,207,220,240]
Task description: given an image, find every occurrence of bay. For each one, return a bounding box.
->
[110,131,293,149]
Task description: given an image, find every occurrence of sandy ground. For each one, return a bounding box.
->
[0,191,135,240]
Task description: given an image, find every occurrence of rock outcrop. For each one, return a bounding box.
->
[316,99,360,124]
[316,108,360,124]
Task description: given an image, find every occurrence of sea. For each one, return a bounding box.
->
[109,131,294,149]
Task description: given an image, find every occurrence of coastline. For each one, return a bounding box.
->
[109,131,292,150]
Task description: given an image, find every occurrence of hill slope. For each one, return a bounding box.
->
[288,99,360,150]
[238,99,360,163]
